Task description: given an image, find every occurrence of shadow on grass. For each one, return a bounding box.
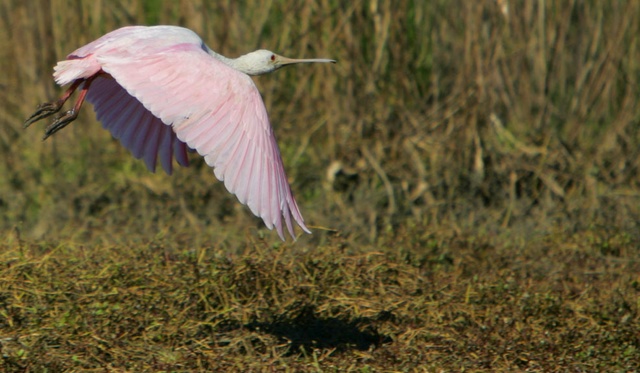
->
[245,305,392,354]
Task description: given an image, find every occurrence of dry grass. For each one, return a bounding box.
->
[1,229,638,371]
[0,0,639,371]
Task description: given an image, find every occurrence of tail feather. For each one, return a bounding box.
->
[53,57,101,86]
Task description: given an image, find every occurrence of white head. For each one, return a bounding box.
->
[231,49,336,76]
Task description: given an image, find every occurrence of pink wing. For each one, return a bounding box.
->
[53,26,310,240]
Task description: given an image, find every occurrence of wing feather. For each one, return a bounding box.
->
[86,75,189,174]
[174,139,189,168]
[140,114,161,171]
[158,124,174,174]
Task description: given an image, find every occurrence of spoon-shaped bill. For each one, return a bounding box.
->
[276,55,337,66]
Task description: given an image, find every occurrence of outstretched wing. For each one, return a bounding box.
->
[89,35,309,240]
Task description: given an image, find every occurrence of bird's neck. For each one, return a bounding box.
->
[203,45,269,76]
[204,46,234,66]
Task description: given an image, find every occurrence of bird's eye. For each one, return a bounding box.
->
[270,54,276,61]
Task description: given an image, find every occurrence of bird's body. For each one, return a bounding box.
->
[25,25,335,240]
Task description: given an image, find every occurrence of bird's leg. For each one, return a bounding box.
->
[42,76,96,140]
[24,79,83,128]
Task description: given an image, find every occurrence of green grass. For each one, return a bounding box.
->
[0,0,639,371]
[1,229,638,371]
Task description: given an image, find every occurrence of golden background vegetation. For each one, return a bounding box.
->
[2,0,637,245]
[0,1,638,371]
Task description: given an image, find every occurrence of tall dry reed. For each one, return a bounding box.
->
[0,0,638,246]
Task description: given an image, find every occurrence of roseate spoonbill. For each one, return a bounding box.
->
[24,25,335,240]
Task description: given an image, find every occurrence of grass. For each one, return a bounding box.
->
[1,229,638,371]
[0,0,639,371]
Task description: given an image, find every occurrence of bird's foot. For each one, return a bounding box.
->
[24,101,64,128]
[42,109,78,140]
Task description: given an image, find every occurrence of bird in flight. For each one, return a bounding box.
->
[24,25,335,240]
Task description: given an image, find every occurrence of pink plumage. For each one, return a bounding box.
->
[25,25,335,240]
